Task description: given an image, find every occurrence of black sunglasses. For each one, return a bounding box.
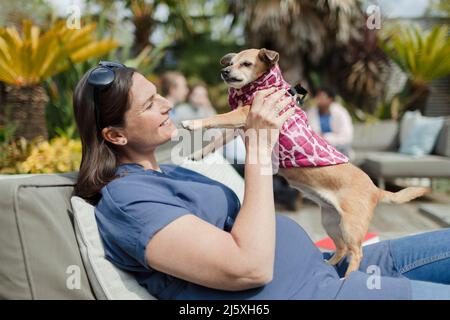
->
[87,61,126,132]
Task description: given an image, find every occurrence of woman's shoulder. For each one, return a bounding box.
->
[100,163,209,203]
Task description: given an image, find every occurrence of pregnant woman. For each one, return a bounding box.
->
[73,61,450,300]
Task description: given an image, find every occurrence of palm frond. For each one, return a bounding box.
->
[380,23,450,85]
[0,20,118,86]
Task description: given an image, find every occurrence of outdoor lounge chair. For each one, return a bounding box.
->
[0,147,243,299]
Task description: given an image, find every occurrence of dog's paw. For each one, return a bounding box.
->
[181,120,203,131]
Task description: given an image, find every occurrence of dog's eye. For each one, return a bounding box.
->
[241,62,252,67]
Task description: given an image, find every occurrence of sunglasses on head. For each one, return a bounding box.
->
[87,61,126,132]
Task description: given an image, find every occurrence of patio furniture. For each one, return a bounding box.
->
[351,118,450,189]
[0,148,243,299]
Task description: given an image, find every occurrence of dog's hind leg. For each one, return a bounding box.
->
[339,198,376,277]
[321,206,347,266]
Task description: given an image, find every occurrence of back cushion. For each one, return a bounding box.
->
[0,173,94,299]
[352,120,399,151]
[434,117,450,157]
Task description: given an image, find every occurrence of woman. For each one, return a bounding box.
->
[169,82,217,125]
[187,83,217,118]
[73,62,450,300]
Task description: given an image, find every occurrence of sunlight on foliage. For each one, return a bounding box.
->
[0,20,118,86]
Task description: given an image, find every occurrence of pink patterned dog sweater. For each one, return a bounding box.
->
[228,64,349,168]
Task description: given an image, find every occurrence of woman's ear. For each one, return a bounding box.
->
[102,127,127,146]
[258,48,279,67]
[220,53,237,66]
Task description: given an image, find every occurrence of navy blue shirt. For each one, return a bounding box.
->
[319,113,332,133]
[95,163,412,299]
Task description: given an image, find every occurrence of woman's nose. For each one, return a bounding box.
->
[163,100,173,112]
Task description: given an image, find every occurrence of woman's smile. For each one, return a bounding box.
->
[159,117,171,127]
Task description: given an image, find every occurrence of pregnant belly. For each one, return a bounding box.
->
[172,214,340,300]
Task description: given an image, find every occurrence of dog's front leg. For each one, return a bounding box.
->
[181,105,250,131]
[188,128,237,161]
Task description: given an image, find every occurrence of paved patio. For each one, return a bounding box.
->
[277,195,450,243]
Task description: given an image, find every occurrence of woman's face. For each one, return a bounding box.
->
[188,86,209,107]
[118,73,177,152]
[171,75,189,103]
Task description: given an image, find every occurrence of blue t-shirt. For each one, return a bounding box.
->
[319,113,332,133]
[95,163,412,300]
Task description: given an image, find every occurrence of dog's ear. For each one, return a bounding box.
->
[220,53,236,66]
[258,48,279,67]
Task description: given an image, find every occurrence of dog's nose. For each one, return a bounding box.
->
[221,68,230,76]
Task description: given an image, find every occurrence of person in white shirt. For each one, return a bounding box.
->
[306,87,354,157]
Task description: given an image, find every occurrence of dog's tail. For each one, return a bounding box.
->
[378,186,431,204]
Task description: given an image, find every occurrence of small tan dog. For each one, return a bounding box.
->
[181,48,430,277]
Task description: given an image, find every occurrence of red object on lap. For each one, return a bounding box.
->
[315,233,380,251]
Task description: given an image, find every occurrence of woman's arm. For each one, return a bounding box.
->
[145,88,295,291]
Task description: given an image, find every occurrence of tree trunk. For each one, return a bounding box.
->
[132,14,155,56]
[1,85,49,140]
[402,81,430,115]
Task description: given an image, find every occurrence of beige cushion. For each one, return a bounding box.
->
[71,152,244,300]
[0,172,94,300]
[71,196,155,300]
[352,120,399,152]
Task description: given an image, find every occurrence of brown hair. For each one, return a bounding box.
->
[188,80,208,93]
[160,71,184,96]
[73,66,135,205]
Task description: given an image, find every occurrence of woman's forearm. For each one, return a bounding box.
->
[226,88,293,284]
[230,143,276,279]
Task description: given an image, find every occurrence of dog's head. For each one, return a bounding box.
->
[220,48,279,89]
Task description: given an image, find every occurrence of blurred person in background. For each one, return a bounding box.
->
[188,83,247,168]
[186,83,217,119]
[307,87,354,157]
[160,71,190,125]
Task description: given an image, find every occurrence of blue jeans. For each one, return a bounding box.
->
[323,228,450,299]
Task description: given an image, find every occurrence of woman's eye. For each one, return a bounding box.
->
[146,103,153,110]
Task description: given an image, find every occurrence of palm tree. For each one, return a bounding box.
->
[226,0,389,114]
[227,0,363,80]
[379,23,450,114]
[429,0,450,16]
[0,20,117,140]
[88,0,195,56]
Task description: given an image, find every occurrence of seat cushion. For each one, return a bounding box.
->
[362,151,450,178]
[71,152,244,300]
[0,172,94,299]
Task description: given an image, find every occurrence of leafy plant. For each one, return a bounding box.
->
[226,0,392,114]
[0,20,118,86]
[379,23,450,113]
[380,23,450,86]
[0,20,118,140]
[0,136,32,174]
[17,136,82,174]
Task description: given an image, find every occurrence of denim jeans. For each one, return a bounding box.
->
[391,228,450,299]
[323,228,450,299]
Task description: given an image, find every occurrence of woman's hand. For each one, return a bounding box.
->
[244,87,295,156]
